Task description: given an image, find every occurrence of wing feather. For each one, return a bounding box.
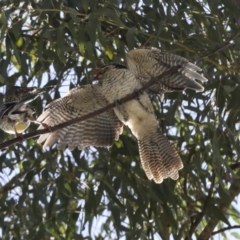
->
[37,85,123,150]
[127,47,207,93]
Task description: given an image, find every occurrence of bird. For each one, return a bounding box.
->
[36,47,207,183]
[37,64,185,183]
[93,64,183,183]
[0,86,45,136]
[126,47,208,94]
[36,85,124,150]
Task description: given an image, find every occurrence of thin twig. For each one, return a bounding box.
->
[1,30,240,150]
[193,30,240,62]
[0,166,42,194]
[185,172,215,240]
[0,66,181,150]
[147,204,152,238]
[212,225,240,236]
[198,179,240,240]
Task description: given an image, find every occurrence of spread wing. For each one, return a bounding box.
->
[127,47,208,94]
[37,85,123,150]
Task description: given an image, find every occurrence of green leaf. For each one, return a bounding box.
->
[92,8,125,27]
[126,27,136,50]
[208,205,230,225]
[0,74,5,83]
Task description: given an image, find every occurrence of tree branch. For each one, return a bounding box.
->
[1,30,240,150]
[0,65,181,150]
[198,178,240,240]
[212,225,240,236]
[195,30,240,62]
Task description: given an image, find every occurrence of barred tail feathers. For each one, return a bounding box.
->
[138,130,183,183]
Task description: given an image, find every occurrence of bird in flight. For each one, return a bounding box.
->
[37,47,207,183]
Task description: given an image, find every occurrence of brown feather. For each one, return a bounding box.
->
[127,47,207,93]
[37,85,123,150]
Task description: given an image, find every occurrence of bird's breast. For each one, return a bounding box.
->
[101,71,141,102]
[120,100,158,139]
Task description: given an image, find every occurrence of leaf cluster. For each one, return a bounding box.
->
[0,0,240,239]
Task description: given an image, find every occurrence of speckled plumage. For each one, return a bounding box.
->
[97,64,183,183]
[37,85,124,150]
[37,64,184,183]
[0,86,44,135]
[127,47,207,93]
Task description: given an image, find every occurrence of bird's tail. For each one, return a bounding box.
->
[138,129,183,183]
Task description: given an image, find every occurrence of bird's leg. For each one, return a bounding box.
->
[134,89,154,113]
[136,88,144,96]
[114,99,122,106]
[134,88,145,102]
[14,126,24,140]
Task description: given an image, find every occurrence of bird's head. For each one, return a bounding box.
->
[93,64,127,81]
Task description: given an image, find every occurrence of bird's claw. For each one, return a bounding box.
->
[135,89,144,100]
[41,122,52,132]
[28,117,52,132]
[14,128,24,141]
[114,99,122,107]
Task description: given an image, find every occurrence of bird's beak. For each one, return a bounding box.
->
[93,69,102,80]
